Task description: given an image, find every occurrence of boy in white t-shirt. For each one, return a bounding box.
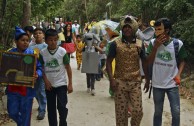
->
[39,29,73,126]
[146,18,187,126]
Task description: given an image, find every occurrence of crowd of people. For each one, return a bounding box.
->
[3,15,187,126]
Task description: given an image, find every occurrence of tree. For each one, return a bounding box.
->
[0,0,7,23]
[21,0,31,27]
[0,0,194,63]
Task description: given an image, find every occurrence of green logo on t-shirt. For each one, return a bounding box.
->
[46,58,59,68]
[157,50,172,62]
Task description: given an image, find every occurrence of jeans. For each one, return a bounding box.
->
[46,85,68,126]
[7,92,33,126]
[153,87,180,126]
[95,61,101,80]
[35,77,47,115]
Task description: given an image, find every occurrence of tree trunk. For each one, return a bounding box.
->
[21,0,31,28]
[84,0,89,22]
[0,0,7,23]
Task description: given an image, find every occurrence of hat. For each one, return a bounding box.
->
[105,27,119,39]
[74,20,77,23]
[120,15,138,35]
[15,26,26,40]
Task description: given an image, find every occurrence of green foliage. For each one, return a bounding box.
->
[0,0,65,48]
[0,0,23,48]
[31,0,64,21]
[167,0,194,62]
[0,0,194,61]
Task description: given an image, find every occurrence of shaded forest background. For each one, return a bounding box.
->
[0,0,194,98]
[0,0,194,63]
[0,1,194,122]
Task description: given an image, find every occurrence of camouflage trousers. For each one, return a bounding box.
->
[114,79,143,126]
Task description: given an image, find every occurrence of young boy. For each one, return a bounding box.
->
[29,28,47,120]
[82,33,101,96]
[6,26,42,126]
[75,35,84,70]
[95,41,106,81]
[99,41,107,78]
[24,26,35,45]
[39,29,73,126]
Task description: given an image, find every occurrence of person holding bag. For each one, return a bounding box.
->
[62,23,76,59]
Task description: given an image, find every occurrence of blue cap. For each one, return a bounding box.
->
[15,26,26,40]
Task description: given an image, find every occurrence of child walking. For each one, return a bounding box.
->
[24,26,34,44]
[39,29,73,126]
[82,33,102,96]
[6,26,42,126]
[29,28,47,120]
[75,35,84,70]
[98,41,107,78]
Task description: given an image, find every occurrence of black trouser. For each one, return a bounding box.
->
[46,85,68,126]
[96,61,102,80]
[86,73,95,89]
[100,59,106,77]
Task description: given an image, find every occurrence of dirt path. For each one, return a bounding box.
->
[3,58,194,126]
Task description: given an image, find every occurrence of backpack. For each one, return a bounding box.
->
[148,38,179,80]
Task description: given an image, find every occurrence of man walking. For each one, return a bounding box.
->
[146,18,187,126]
[106,15,149,126]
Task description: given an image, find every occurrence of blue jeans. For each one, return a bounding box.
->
[95,61,101,80]
[153,87,180,126]
[35,77,47,115]
[7,92,33,126]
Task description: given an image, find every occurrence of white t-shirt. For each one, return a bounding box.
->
[150,39,183,88]
[40,47,69,87]
[72,24,80,35]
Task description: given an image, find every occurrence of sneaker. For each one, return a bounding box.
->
[37,112,45,120]
[87,88,90,93]
[91,89,95,96]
